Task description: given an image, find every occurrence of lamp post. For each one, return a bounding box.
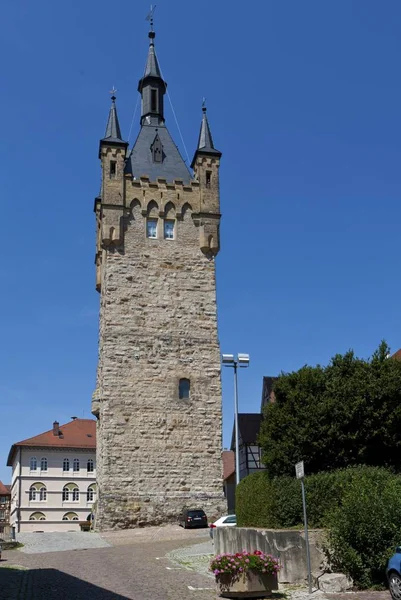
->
[222,353,250,486]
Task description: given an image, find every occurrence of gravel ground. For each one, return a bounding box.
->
[16,532,110,554]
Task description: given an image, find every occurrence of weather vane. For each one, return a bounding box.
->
[109,86,117,99]
[146,5,157,32]
[202,97,207,111]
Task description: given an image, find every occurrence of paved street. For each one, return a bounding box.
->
[0,530,216,600]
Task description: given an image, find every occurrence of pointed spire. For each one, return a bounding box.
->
[191,102,221,168]
[138,28,167,126]
[144,32,163,79]
[102,89,124,142]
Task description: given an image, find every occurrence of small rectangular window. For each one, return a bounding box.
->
[164,220,175,240]
[147,218,158,239]
[206,171,211,188]
[151,89,157,112]
[110,161,116,179]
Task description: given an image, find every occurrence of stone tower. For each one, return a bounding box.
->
[92,26,225,529]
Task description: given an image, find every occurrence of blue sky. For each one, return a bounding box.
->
[1,0,401,483]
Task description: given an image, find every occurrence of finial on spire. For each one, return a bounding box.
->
[202,97,207,113]
[146,4,157,39]
[109,86,117,101]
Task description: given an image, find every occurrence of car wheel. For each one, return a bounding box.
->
[389,572,401,600]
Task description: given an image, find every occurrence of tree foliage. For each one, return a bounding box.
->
[259,341,401,477]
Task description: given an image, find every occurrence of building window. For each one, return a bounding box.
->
[40,457,48,471]
[151,89,157,112]
[0,526,4,533]
[63,458,70,472]
[30,457,37,471]
[87,459,94,473]
[29,512,46,521]
[0,496,7,503]
[87,484,96,503]
[206,171,211,188]
[0,511,5,520]
[179,378,190,400]
[110,160,116,179]
[29,483,46,502]
[147,218,158,239]
[63,483,79,502]
[72,488,79,502]
[62,487,69,502]
[164,220,175,240]
[62,512,79,521]
[73,459,80,472]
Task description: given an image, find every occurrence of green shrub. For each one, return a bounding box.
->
[235,471,276,528]
[327,467,401,588]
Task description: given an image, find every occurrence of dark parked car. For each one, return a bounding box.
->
[179,509,208,529]
[387,546,401,600]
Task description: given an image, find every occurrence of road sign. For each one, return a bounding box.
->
[295,460,304,479]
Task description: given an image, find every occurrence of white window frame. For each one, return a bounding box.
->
[30,457,37,471]
[164,219,175,240]
[40,457,48,471]
[146,218,158,239]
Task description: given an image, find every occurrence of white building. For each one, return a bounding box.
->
[7,418,96,532]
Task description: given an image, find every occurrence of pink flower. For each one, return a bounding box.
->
[245,559,250,563]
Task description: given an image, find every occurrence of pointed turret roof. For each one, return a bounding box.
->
[144,32,162,79]
[191,105,221,168]
[102,94,125,143]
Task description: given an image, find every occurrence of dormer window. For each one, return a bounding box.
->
[151,133,163,163]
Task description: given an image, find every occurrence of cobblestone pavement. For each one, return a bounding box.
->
[16,532,110,554]
[0,536,217,600]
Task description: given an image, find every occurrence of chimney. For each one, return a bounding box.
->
[53,421,60,436]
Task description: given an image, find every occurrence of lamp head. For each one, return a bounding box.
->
[222,354,235,365]
[237,353,250,367]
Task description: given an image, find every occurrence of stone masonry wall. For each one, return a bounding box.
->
[93,168,225,529]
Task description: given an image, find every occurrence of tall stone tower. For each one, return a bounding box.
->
[92,25,225,529]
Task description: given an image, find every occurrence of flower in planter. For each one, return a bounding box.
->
[210,550,281,577]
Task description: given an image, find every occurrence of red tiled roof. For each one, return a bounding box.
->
[7,419,96,465]
[0,481,11,496]
[392,349,401,360]
[222,450,235,480]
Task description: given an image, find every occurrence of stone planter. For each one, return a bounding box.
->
[216,570,278,598]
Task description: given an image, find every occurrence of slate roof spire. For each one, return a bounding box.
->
[102,89,124,143]
[191,102,221,168]
[138,28,167,126]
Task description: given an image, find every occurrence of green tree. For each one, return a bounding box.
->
[259,341,401,477]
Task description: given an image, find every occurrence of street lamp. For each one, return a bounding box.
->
[222,353,250,485]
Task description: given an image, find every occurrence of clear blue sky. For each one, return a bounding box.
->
[1,0,401,483]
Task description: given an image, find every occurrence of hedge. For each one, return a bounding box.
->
[236,465,400,529]
[236,466,401,587]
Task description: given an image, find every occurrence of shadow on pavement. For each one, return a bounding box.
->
[0,566,131,600]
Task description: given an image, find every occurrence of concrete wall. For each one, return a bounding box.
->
[215,527,326,584]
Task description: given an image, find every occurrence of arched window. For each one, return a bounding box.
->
[40,457,48,471]
[29,512,46,521]
[179,378,190,400]
[87,459,94,472]
[30,457,37,471]
[87,484,96,503]
[63,458,70,472]
[62,512,79,521]
[29,483,46,501]
[73,459,80,472]
[62,483,78,502]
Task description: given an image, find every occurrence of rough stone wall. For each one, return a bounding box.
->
[93,157,225,529]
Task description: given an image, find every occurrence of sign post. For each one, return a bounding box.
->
[295,461,312,594]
